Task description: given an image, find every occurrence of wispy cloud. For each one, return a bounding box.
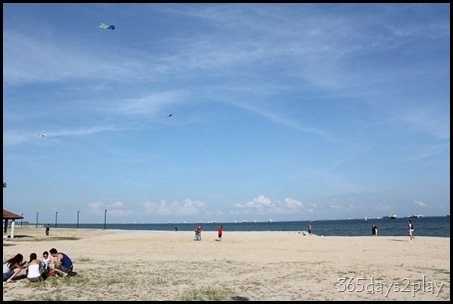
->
[227,100,331,140]
[3,126,119,146]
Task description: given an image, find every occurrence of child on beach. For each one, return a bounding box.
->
[41,251,53,273]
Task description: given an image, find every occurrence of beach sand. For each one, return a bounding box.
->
[2,227,450,301]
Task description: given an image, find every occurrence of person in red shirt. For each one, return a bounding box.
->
[217,226,223,242]
[194,226,202,241]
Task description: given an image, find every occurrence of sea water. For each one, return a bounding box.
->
[52,216,450,237]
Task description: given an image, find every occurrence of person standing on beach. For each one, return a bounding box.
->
[45,224,50,236]
[194,226,202,241]
[408,220,414,241]
[372,224,377,237]
[197,226,203,241]
[217,225,223,242]
[307,222,312,236]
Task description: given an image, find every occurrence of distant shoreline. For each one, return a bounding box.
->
[7,216,450,238]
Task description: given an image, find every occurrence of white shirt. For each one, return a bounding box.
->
[27,263,42,279]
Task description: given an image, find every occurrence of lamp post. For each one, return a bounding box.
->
[104,209,107,230]
[55,211,58,228]
[21,213,23,228]
[36,212,39,228]
[77,210,80,229]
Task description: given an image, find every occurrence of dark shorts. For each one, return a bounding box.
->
[218,233,222,238]
[56,264,73,273]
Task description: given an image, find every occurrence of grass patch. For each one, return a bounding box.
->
[76,256,91,262]
[32,236,81,242]
[150,277,168,285]
[432,268,450,275]
[180,286,234,301]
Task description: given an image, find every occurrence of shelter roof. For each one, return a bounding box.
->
[3,209,24,220]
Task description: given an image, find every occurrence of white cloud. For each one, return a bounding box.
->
[143,199,207,216]
[233,195,304,215]
[88,200,134,217]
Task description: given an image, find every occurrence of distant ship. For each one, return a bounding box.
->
[389,213,397,219]
[409,213,424,218]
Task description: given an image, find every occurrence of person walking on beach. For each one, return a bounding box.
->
[45,224,50,236]
[49,248,73,277]
[372,224,378,237]
[408,220,414,242]
[307,222,312,236]
[217,225,223,242]
[3,253,26,283]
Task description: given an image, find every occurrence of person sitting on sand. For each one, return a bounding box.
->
[41,251,53,273]
[26,253,46,282]
[3,253,26,283]
[49,248,73,277]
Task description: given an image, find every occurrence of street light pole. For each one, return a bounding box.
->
[36,212,39,228]
[104,209,107,230]
[77,210,80,229]
[55,211,58,228]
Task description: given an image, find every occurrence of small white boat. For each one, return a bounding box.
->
[389,213,397,219]
[409,213,424,218]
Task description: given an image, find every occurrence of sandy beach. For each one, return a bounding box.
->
[3,227,450,301]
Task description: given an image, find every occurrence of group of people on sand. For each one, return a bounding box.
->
[3,248,73,283]
[370,220,415,241]
[192,225,223,242]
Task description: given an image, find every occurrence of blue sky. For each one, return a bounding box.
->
[3,3,450,224]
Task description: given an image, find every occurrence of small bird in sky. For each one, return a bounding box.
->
[38,133,47,137]
[167,114,173,117]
